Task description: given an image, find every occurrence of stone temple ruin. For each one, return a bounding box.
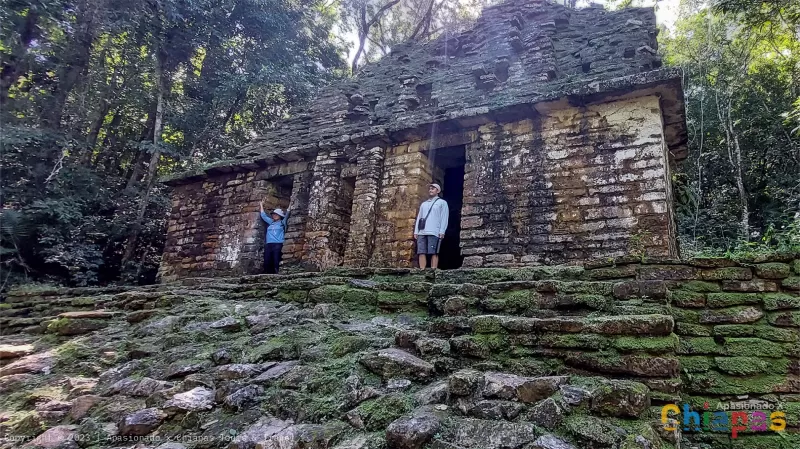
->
[159,0,687,282]
[3,5,800,447]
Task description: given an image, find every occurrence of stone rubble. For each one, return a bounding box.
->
[2,256,800,448]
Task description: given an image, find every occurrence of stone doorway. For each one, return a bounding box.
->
[255,176,293,274]
[330,175,356,262]
[427,145,465,269]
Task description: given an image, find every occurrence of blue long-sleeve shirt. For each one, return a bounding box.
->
[260,210,290,243]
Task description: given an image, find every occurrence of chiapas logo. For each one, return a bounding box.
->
[661,401,786,439]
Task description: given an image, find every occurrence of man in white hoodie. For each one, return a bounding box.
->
[413,183,449,269]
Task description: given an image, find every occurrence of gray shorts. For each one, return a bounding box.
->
[416,235,441,255]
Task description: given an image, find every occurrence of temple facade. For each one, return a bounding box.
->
[158,0,688,281]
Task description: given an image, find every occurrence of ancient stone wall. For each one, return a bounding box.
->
[370,147,434,267]
[5,254,799,447]
[11,255,799,443]
[461,94,675,266]
[159,162,311,281]
[160,94,678,277]
[261,255,800,427]
[159,171,260,281]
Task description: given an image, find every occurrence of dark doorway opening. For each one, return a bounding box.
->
[331,175,356,260]
[426,145,465,270]
[255,175,294,275]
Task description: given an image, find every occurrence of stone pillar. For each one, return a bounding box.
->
[370,144,434,267]
[343,146,385,267]
[304,149,345,270]
[282,171,312,268]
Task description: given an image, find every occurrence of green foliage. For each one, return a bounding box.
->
[664,7,800,254]
[0,0,347,288]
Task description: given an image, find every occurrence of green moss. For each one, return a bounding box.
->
[584,266,635,280]
[564,415,619,445]
[571,294,610,310]
[478,297,506,312]
[684,371,786,395]
[723,338,786,358]
[618,421,663,449]
[356,393,412,431]
[289,356,360,421]
[328,335,372,357]
[671,308,700,324]
[438,268,514,284]
[714,356,790,376]
[782,402,800,427]
[559,281,614,295]
[46,317,70,333]
[613,334,679,353]
[754,326,799,342]
[495,290,538,313]
[46,317,108,336]
[677,280,722,292]
[706,292,761,308]
[370,274,429,284]
[755,262,791,279]
[701,267,753,281]
[669,291,706,308]
[0,303,12,310]
[722,434,800,449]
[713,325,755,337]
[70,297,96,306]
[514,265,585,281]
[767,311,800,327]
[762,293,800,311]
[469,315,504,334]
[309,285,377,307]
[246,337,297,362]
[678,337,722,355]
[376,290,425,310]
[782,276,800,290]
[794,259,800,274]
[276,289,309,303]
[539,333,609,350]
[473,333,508,352]
[678,335,785,357]
[4,411,46,438]
[675,323,712,336]
[679,356,714,373]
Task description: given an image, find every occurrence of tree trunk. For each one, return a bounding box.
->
[121,51,166,266]
[41,0,97,128]
[352,6,369,74]
[0,11,39,106]
[83,101,111,165]
[716,91,749,240]
[95,108,122,171]
[351,0,401,73]
[125,106,157,188]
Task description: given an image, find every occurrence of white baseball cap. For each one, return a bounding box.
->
[429,183,441,192]
[272,208,286,218]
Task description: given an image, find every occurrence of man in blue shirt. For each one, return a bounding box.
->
[259,201,290,274]
[413,183,449,269]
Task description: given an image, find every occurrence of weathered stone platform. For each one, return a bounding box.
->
[2,255,800,448]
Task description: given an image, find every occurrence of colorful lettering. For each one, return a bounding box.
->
[730,411,748,439]
[710,411,729,432]
[750,411,768,431]
[770,411,786,432]
[661,404,680,431]
[683,403,701,432]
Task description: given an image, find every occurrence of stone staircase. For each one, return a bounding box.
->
[1,258,800,448]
